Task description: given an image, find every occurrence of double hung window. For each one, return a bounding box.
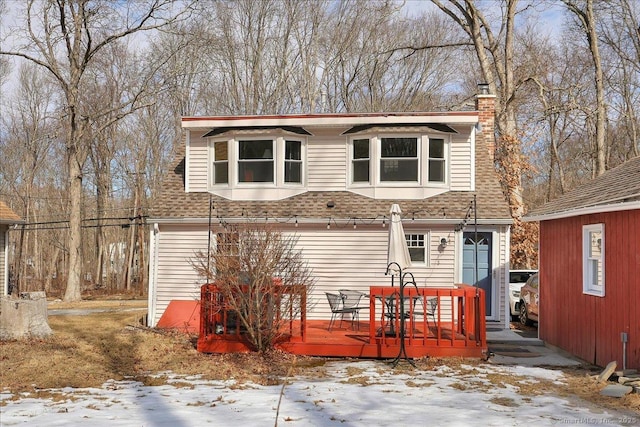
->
[212,141,229,185]
[380,137,418,182]
[406,233,428,265]
[285,140,302,183]
[238,140,274,183]
[583,224,605,296]
[352,138,370,183]
[428,138,446,183]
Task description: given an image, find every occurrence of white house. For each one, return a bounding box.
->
[0,201,22,295]
[147,88,513,329]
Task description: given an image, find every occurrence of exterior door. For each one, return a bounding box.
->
[462,232,492,318]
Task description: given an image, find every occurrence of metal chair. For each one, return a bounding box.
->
[413,296,438,326]
[326,292,361,331]
[339,290,367,330]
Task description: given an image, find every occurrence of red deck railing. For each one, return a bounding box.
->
[198,283,486,358]
[367,284,486,349]
[198,281,306,353]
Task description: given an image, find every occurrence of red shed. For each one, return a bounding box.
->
[525,157,640,370]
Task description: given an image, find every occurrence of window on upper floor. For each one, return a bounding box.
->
[209,136,305,187]
[428,138,446,183]
[349,134,448,187]
[285,140,302,183]
[238,139,274,183]
[583,223,605,297]
[380,137,418,182]
[212,141,229,184]
[352,138,370,183]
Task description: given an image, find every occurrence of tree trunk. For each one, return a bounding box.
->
[64,154,83,302]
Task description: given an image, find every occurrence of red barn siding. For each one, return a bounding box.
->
[539,209,640,369]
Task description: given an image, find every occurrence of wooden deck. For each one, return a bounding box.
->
[197,284,488,359]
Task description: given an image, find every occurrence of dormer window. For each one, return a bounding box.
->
[213,141,229,184]
[238,139,274,183]
[348,133,449,189]
[380,137,418,182]
[209,135,305,188]
[352,138,370,183]
[428,138,446,183]
[285,140,302,183]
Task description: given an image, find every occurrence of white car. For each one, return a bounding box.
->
[509,270,537,320]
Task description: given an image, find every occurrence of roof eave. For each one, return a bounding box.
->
[524,201,640,222]
[182,113,479,130]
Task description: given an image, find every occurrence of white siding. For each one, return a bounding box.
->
[149,224,467,324]
[450,135,473,191]
[187,131,209,192]
[307,139,347,190]
[148,225,209,326]
[1,227,6,295]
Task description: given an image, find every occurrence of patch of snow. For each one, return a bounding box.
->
[1,361,635,426]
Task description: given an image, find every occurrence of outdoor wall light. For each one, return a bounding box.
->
[326,200,335,208]
[439,238,448,250]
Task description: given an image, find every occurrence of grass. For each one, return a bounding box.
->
[1,300,638,416]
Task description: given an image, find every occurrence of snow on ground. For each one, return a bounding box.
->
[1,360,636,426]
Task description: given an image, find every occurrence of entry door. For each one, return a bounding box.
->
[462,232,493,317]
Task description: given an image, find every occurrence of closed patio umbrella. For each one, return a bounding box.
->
[387,204,411,276]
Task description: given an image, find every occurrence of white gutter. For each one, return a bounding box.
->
[182,113,478,130]
[147,217,513,226]
[525,200,640,222]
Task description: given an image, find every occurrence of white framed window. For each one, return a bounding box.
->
[406,233,429,266]
[284,140,302,183]
[238,139,274,183]
[351,138,370,183]
[212,141,229,185]
[428,138,446,183]
[380,137,419,182]
[583,223,605,297]
[209,135,306,188]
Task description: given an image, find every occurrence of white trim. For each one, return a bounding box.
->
[184,131,191,192]
[525,201,640,222]
[503,224,512,329]
[470,126,476,191]
[2,228,8,295]
[582,223,605,297]
[182,114,478,130]
[147,224,159,326]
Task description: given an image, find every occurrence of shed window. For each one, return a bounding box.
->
[582,223,605,297]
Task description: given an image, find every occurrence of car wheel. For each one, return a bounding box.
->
[519,302,533,326]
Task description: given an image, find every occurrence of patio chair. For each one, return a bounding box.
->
[338,290,368,331]
[413,297,438,326]
[326,292,362,331]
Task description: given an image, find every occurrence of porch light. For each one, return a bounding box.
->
[439,238,448,250]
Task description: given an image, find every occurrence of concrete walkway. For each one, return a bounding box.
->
[486,327,583,367]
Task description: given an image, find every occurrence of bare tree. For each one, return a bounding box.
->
[562,0,607,176]
[0,0,192,300]
[191,224,315,352]
[0,63,59,294]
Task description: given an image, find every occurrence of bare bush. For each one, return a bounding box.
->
[191,223,315,352]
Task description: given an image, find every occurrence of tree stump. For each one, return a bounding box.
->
[0,292,53,340]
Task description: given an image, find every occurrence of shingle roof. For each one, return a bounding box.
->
[0,201,21,223]
[150,133,511,224]
[526,156,640,220]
